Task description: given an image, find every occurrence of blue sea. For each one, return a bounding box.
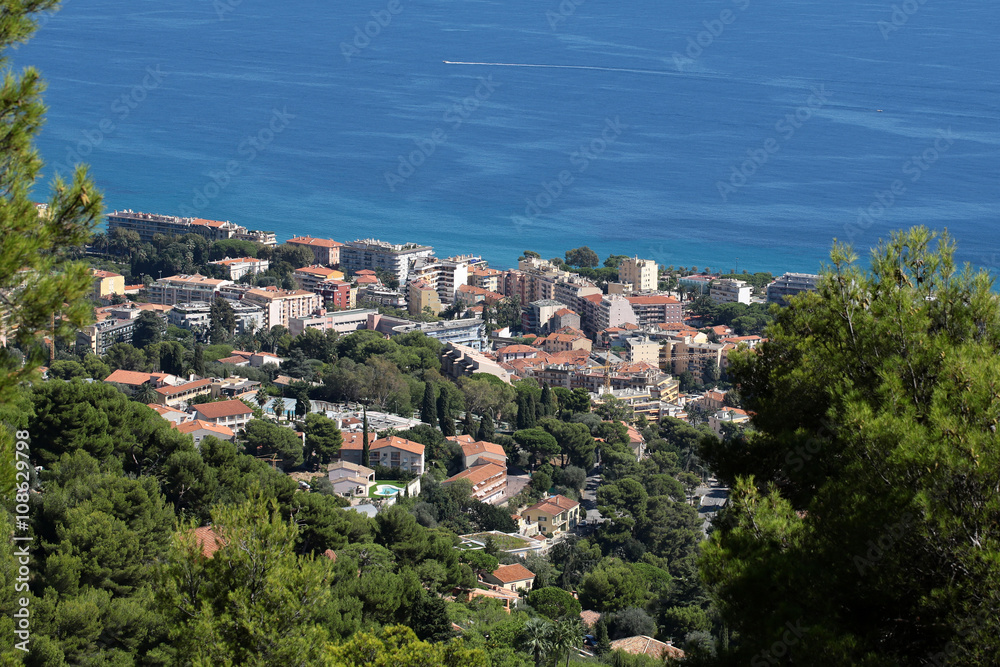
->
[15,0,999,273]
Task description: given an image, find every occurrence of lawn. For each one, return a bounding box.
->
[368,481,406,498]
[463,532,531,551]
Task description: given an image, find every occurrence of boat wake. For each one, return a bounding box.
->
[443,60,674,76]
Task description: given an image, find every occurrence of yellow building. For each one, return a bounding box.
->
[92,269,125,299]
[522,494,581,535]
[408,279,442,316]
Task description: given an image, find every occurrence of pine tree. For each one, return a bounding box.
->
[0,2,105,496]
[420,382,437,428]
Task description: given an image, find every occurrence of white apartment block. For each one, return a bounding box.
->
[339,239,434,285]
[209,257,269,280]
[710,278,753,305]
[408,255,477,304]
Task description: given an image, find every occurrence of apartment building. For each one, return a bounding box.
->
[408,280,443,316]
[767,272,821,305]
[288,308,378,337]
[286,236,343,266]
[522,494,580,535]
[148,274,234,306]
[154,379,214,407]
[192,399,255,432]
[622,336,661,365]
[408,255,477,305]
[366,436,426,475]
[443,462,507,504]
[339,238,434,285]
[522,299,567,335]
[625,294,683,327]
[76,309,140,354]
[589,294,638,334]
[167,300,264,335]
[710,278,752,305]
[618,257,659,293]
[107,210,275,245]
[293,265,346,292]
[311,280,355,310]
[91,269,125,299]
[469,267,502,293]
[209,256,269,280]
[441,342,511,382]
[243,288,321,330]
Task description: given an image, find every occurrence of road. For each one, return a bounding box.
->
[580,471,604,528]
[694,482,730,537]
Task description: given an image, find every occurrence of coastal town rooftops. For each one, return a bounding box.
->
[497,344,537,354]
[192,399,254,418]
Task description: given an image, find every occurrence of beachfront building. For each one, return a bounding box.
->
[107,210,275,245]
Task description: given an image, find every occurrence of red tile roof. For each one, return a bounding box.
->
[525,494,579,517]
[371,436,425,456]
[626,294,680,305]
[174,420,234,438]
[288,236,343,248]
[155,378,213,396]
[189,525,226,558]
[193,399,254,419]
[445,462,506,487]
[460,441,507,460]
[490,563,535,584]
[105,369,153,386]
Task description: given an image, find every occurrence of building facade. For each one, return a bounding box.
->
[618,257,658,293]
[339,239,434,285]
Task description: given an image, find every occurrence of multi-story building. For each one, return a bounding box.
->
[312,280,354,310]
[76,311,138,355]
[533,332,591,354]
[288,308,378,337]
[469,267,503,293]
[408,255,477,305]
[356,285,407,309]
[767,272,821,305]
[678,274,716,294]
[590,295,638,334]
[441,342,511,382]
[148,274,234,306]
[167,301,264,335]
[553,278,602,315]
[286,236,343,266]
[443,462,507,504]
[622,336,660,365]
[154,378,214,407]
[192,399,255,432]
[522,299,568,335]
[243,288,321,330]
[106,210,275,245]
[209,257,269,280]
[522,494,580,535]
[390,318,488,350]
[408,280,443,316]
[618,257,659,293]
[367,436,426,475]
[91,269,125,299]
[710,278,752,305]
[293,265,346,292]
[339,238,434,285]
[663,337,726,384]
[625,294,683,328]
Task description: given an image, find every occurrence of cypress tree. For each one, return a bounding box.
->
[420,382,437,427]
[193,344,206,377]
[437,392,455,437]
[595,617,611,655]
[478,413,495,442]
[362,407,371,468]
[527,393,538,428]
[541,383,556,416]
[462,411,476,436]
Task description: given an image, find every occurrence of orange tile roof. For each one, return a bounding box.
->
[609,636,684,660]
[218,355,249,365]
[189,525,226,558]
[626,294,680,305]
[371,436,425,456]
[339,432,368,450]
[295,265,342,277]
[580,610,602,628]
[192,399,253,418]
[497,344,537,355]
[147,403,187,416]
[174,420,235,438]
[190,218,228,228]
[445,462,506,486]
[155,378,213,396]
[525,494,579,516]
[288,236,343,248]
[105,369,153,386]
[554,308,577,316]
[490,563,535,584]
[460,441,507,459]
[91,269,122,278]
[447,434,477,445]
[214,256,263,265]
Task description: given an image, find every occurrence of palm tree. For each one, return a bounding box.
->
[133,382,157,405]
[255,387,269,410]
[521,617,552,667]
[550,618,582,667]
